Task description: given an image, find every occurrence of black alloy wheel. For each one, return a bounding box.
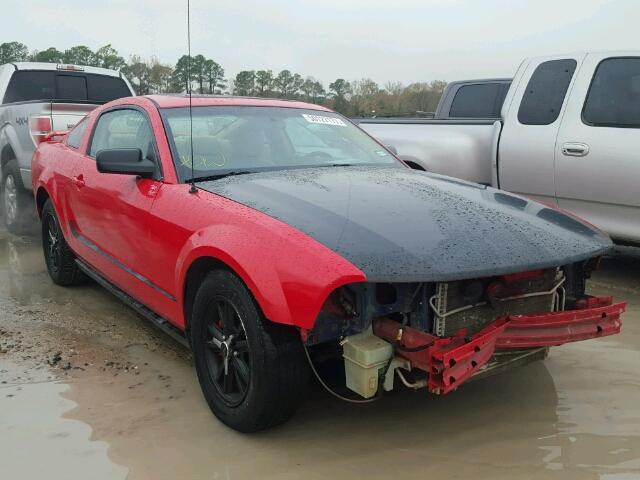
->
[204,296,251,406]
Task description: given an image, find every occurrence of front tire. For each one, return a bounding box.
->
[1,159,32,234]
[191,270,308,432]
[41,199,86,286]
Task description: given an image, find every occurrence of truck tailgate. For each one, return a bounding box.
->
[49,103,97,132]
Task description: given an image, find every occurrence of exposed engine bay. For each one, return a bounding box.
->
[304,261,625,400]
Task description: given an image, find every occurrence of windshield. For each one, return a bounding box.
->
[160,106,401,181]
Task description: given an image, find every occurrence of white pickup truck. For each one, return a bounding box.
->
[0,62,134,233]
[359,51,640,246]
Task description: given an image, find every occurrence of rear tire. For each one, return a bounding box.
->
[191,270,308,432]
[1,159,33,234]
[41,199,86,286]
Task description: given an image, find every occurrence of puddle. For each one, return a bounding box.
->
[1,230,640,479]
[0,360,127,480]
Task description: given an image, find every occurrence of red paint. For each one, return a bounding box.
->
[374,295,625,395]
[32,96,366,332]
[374,318,508,395]
[145,95,334,111]
[496,296,625,348]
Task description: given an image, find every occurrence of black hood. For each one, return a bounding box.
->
[199,166,612,282]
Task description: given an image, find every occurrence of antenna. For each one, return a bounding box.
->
[187,0,197,193]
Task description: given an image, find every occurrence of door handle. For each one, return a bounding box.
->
[561,142,590,157]
[72,175,85,188]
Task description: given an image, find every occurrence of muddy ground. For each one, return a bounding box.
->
[0,227,639,480]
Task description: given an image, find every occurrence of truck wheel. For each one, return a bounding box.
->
[190,270,308,432]
[41,199,86,286]
[1,159,32,234]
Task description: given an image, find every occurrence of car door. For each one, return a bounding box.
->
[498,55,583,205]
[68,106,165,298]
[555,53,640,243]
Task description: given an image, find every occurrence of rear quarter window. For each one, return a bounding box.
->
[518,59,577,125]
[66,118,88,149]
[582,57,640,128]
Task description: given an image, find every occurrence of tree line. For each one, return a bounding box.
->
[0,41,446,117]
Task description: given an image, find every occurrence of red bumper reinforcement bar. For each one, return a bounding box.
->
[373,317,509,395]
[372,295,625,395]
[496,295,625,349]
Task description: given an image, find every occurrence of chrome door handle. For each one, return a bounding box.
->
[561,142,590,157]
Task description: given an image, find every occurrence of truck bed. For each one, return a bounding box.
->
[357,118,498,185]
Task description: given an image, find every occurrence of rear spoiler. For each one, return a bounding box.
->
[42,131,69,143]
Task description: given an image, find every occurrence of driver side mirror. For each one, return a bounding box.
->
[96,148,156,178]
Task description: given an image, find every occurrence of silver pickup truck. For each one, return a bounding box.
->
[359,51,640,246]
[0,62,134,233]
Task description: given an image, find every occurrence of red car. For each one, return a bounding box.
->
[32,95,625,432]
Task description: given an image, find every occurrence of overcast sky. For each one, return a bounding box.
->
[3,0,638,85]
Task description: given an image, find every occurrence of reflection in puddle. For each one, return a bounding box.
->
[0,360,127,480]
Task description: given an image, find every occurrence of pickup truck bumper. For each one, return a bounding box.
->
[20,168,33,192]
[373,295,625,395]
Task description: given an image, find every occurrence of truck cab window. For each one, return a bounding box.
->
[583,57,640,128]
[450,83,504,118]
[57,75,88,102]
[2,71,56,103]
[518,59,577,125]
[2,71,130,104]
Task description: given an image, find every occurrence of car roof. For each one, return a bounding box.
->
[144,94,333,111]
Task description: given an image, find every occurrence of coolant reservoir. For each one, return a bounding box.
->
[342,327,393,399]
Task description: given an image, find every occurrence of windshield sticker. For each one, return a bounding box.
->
[375,150,390,156]
[302,114,347,127]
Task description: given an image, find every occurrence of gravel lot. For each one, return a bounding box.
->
[1,227,639,480]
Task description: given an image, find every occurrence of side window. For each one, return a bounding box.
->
[89,109,156,163]
[450,83,502,118]
[583,57,640,128]
[66,118,88,149]
[518,59,577,125]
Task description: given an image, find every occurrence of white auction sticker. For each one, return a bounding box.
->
[302,114,347,127]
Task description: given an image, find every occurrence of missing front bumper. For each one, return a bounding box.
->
[373,295,626,395]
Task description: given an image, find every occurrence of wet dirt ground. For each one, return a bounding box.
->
[1,227,639,480]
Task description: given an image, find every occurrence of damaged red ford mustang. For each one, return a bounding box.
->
[32,95,626,432]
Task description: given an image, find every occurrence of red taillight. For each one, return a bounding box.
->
[29,116,53,146]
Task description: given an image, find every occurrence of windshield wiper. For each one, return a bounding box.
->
[190,170,254,183]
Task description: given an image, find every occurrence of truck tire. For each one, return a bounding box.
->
[190,270,308,432]
[1,159,32,234]
[41,199,86,286]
